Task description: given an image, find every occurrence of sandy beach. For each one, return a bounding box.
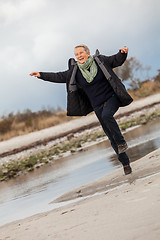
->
[0,147,160,240]
[0,93,160,239]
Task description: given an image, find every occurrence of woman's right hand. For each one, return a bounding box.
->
[29,72,40,78]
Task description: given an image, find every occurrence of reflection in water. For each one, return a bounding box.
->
[0,119,160,226]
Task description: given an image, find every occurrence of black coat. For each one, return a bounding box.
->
[39,50,133,116]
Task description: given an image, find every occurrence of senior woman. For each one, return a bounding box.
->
[30,44,133,175]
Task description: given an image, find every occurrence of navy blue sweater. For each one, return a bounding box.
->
[76,64,114,108]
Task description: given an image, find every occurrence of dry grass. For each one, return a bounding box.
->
[0,111,76,142]
[128,81,160,100]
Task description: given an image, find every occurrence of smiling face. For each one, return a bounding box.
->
[74,47,90,64]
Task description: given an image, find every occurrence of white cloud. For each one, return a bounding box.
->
[33,32,70,63]
[0,45,29,72]
[0,0,46,25]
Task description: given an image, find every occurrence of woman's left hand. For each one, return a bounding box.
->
[121,46,128,53]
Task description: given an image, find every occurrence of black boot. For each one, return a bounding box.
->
[123,165,132,175]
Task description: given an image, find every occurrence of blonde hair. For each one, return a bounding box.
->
[74,44,90,54]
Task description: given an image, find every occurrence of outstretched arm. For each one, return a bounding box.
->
[104,46,128,68]
[29,70,69,83]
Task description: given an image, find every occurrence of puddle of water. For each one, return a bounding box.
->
[0,118,160,226]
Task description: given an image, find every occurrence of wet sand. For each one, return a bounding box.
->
[1,148,160,240]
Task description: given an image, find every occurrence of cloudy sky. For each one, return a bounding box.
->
[0,0,160,116]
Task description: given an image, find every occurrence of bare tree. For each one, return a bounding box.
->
[114,57,151,89]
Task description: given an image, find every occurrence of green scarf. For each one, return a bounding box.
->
[77,56,98,83]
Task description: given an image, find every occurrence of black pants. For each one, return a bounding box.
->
[94,95,130,166]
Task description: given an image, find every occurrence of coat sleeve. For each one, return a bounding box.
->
[103,50,127,69]
[38,70,70,83]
